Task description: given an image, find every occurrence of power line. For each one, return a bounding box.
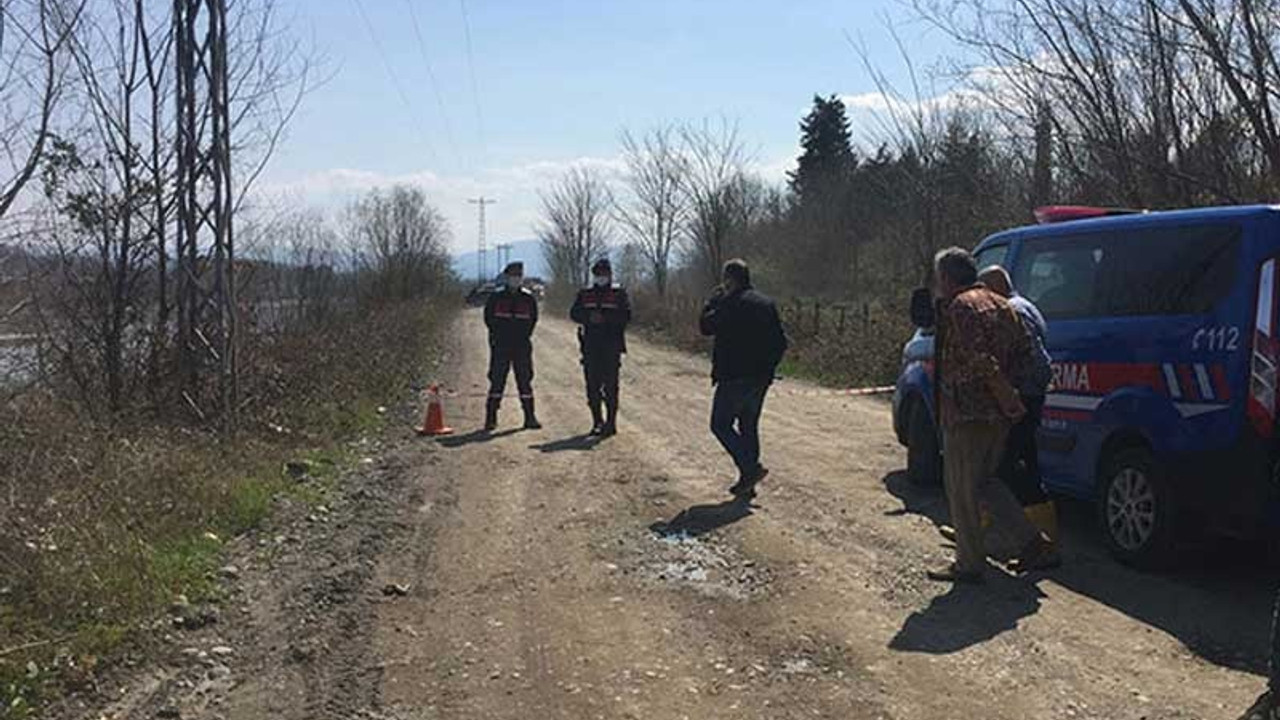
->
[404,0,463,171]
[468,196,497,284]
[350,0,437,162]
[458,0,487,161]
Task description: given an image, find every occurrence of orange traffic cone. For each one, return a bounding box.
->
[417,384,454,436]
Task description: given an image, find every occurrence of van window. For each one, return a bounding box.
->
[1011,223,1241,319]
[974,243,1008,270]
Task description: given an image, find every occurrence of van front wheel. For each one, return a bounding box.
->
[1097,447,1177,568]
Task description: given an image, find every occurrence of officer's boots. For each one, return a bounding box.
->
[588,399,605,436]
[484,398,500,432]
[521,398,542,430]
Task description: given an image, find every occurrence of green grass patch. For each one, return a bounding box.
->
[148,533,224,604]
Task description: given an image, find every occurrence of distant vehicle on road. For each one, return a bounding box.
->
[894,204,1280,567]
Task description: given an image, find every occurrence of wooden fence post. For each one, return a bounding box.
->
[837,306,847,335]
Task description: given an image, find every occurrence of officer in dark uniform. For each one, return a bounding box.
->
[483,261,541,431]
[570,258,631,436]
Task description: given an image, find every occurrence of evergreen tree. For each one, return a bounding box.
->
[788,94,857,207]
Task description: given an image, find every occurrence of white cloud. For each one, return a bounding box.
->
[256,152,794,255]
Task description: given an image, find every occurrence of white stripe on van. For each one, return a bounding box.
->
[1260,259,1276,334]
[1195,364,1215,400]
[1045,394,1104,412]
[1163,364,1182,399]
[1175,402,1230,419]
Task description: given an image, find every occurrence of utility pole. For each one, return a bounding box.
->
[468,197,496,283]
[175,0,236,431]
[495,242,512,272]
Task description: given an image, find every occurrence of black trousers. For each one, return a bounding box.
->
[583,351,621,409]
[998,393,1050,506]
[488,342,533,404]
[711,380,770,479]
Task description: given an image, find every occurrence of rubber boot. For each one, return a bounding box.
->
[521,398,542,430]
[1023,501,1059,548]
[588,399,604,436]
[484,398,500,432]
[601,394,618,437]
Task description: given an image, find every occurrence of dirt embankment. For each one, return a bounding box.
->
[65,310,1273,720]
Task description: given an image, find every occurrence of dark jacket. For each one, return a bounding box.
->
[570,284,631,355]
[1009,293,1052,397]
[484,286,538,347]
[699,285,788,384]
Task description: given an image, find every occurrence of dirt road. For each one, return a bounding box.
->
[77,309,1274,720]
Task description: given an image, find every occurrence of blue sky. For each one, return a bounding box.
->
[261,0,962,252]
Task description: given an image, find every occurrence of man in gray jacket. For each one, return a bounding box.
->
[979,265,1059,550]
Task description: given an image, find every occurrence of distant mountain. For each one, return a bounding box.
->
[452,239,546,283]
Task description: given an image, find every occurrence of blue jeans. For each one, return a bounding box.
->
[711,380,771,479]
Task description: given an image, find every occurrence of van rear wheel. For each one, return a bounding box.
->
[906,400,942,487]
[1097,447,1177,569]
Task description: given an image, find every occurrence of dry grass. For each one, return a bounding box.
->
[630,291,912,389]
[0,300,454,717]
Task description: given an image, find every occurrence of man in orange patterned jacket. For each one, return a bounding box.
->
[929,247,1059,583]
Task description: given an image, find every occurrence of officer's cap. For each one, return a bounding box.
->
[504,261,524,275]
[592,258,612,275]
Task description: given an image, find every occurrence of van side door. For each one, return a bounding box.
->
[1012,222,1244,498]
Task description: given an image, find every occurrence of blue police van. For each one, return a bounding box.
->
[893,204,1280,567]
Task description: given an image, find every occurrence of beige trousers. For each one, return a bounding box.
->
[942,420,1041,573]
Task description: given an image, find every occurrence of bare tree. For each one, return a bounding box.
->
[615,126,687,298]
[615,241,646,290]
[1172,0,1280,190]
[912,0,1257,204]
[679,119,753,286]
[537,166,614,291]
[347,185,453,303]
[0,0,84,221]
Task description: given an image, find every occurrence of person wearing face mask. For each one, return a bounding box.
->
[699,258,788,500]
[570,258,632,437]
[483,261,541,431]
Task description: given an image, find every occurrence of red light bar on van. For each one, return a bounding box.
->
[1033,205,1144,224]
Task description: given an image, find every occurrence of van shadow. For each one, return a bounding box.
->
[650,499,753,538]
[883,470,1275,674]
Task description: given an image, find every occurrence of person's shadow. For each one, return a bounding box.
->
[530,434,602,453]
[890,579,1047,654]
[435,428,520,448]
[650,498,753,537]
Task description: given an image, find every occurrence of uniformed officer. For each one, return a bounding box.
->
[483,261,541,431]
[570,258,631,436]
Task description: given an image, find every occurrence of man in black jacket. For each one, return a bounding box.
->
[483,261,541,431]
[699,258,788,499]
[570,258,631,437]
